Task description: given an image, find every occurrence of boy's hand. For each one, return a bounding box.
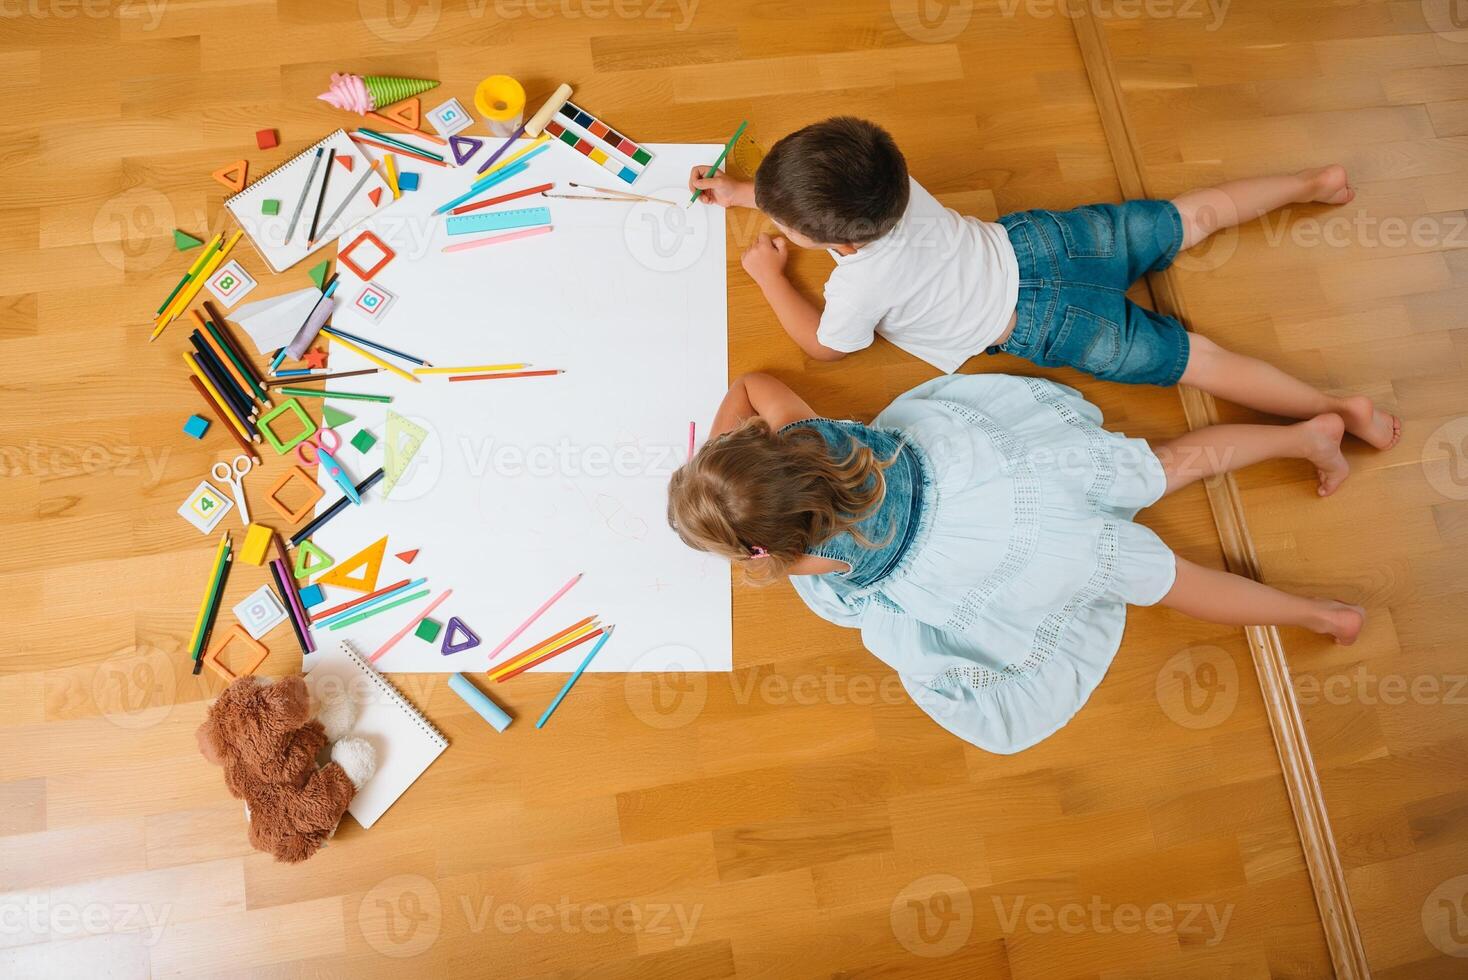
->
[689,166,753,208]
[741,233,789,284]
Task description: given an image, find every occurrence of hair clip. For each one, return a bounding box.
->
[749,546,770,559]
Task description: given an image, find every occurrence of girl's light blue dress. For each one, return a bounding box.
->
[788,373,1177,754]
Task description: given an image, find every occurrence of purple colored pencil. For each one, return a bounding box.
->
[271,557,315,654]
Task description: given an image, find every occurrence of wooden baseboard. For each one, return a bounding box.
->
[1065,4,1372,976]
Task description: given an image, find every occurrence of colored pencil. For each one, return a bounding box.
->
[476,132,549,177]
[291,468,384,545]
[448,369,563,381]
[187,376,259,462]
[688,421,696,459]
[310,165,383,246]
[363,112,448,146]
[384,152,400,198]
[316,578,428,628]
[536,626,615,728]
[153,230,241,338]
[359,127,446,159]
[441,226,553,253]
[309,578,413,622]
[286,148,324,242]
[369,588,453,663]
[569,181,673,204]
[183,352,253,443]
[434,155,541,214]
[194,539,234,674]
[494,628,604,682]
[319,324,430,366]
[474,126,529,176]
[269,558,310,655]
[264,368,382,387]
[191,332,257,422]
[197,310,270,405]
[450,182,555,216]
[543,193,676,205]
[306,148,336,245]
[414,363,527,375]
[328,589,431,630]
[491,616,599,678]
[270,369,315,378]
[690,119,747,205]
[492,624,603,682]
[485,572,584,663]
[155,233,222,315]
[319,327,420,382]
[187,534,230,658]
[279,387,394,403]
[203,300,269,401]
[477,133,550,178]
[351,134,449,168]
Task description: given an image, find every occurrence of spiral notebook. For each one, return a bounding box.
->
[225,129,392,274]
[304,639,447,829]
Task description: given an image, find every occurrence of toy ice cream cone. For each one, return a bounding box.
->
[318,73,440,114]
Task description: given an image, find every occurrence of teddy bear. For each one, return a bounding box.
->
[196,673,376,863]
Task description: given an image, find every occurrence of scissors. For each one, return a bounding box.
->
[296,428,360,504]
[210,455,254,525]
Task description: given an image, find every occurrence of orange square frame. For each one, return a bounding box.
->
[266,465,325,525]
[204,624,269,682]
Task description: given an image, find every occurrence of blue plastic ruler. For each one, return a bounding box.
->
[445,206,552,237]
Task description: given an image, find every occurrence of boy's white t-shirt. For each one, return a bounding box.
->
[816,178,1019,373]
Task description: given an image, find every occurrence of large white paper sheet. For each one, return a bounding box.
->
[309,141,731,674]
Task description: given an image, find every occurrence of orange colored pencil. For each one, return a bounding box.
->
[449,369,563,382]
[494,629,605,682]
[490,615,597,674]
[309,579,413,622]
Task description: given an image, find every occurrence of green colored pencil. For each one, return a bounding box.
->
[328,589,431,630]
[155,234,224,315]
[192,539,234,663]
[690,120,748,205]
[202,316,269,403]
[358,128,447,162]
[279,387,394,403]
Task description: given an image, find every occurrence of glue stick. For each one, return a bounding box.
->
[449,672,512,732]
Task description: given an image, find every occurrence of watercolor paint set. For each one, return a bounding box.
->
[543,100,654,185]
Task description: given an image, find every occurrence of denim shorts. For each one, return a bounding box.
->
[992,200,1190,387]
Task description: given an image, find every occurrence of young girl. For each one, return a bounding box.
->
[668,372,1366,754]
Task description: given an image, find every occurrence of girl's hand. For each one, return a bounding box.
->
[688,166,753,208]
[741,233,789,284]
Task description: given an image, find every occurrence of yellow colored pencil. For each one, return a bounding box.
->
[385,153,400,200]
[413,363,527,375]
[187,534,230,654]
[153,230,242,338]
[490,619,600,680]
[319,327,420,383]
[480,133,549,178]
[183,352,253,442]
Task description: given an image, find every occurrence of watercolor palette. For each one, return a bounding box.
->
[544,100,653,185]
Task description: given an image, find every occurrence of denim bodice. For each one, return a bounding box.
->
[780,418,926,593]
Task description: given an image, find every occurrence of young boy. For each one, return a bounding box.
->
[690,117,1400,459]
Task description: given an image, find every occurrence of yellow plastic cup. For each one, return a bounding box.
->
[474,75,526,136]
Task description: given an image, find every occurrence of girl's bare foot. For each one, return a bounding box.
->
[1338,394,1402,450]
[1315,601,1367,645]
[1300,164,1355,206]
[1300,413,1350,496]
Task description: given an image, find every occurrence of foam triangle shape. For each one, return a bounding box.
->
[449,134,483,166]
[441,616,480,655]
[173,229,203,250]
[211,159,248,193]
[307,260,330,290]
[316,535,387,593]
[380,97,421,130]
[322,405,355,428]
[368,187,382,206]
[395,549,418,564]
[337,154,354,172]
[294,540,334,579]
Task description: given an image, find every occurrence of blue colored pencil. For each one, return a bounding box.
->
[315,577,428,628]
[318,325,431,367]
[434,145,548,214]
[535,625,615,729]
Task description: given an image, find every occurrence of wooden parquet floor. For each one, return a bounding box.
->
[4,0,1451,976]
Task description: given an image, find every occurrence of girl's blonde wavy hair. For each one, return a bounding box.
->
[667,417,891,582]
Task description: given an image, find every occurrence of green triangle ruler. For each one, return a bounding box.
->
[382,411,428,495]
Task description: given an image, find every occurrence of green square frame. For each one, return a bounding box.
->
[258,398,317,455]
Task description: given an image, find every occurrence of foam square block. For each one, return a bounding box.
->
[261,199,280,215]
[398,172,420,192]
[256,128,279,150]
[183,414,210,439]
[350,428,377,453]
[415,618,442,642]
[298,583,325,608]
[238,523,273,566]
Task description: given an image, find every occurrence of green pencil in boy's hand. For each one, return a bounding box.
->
[690,120,748,205]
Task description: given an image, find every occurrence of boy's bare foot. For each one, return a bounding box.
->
[1300,413,1350,496]
[1315,601,1367,645]
[1338,394,1402,450]
[1300,164,1355,206]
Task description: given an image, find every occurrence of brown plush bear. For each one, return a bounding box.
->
[197,673,375,863]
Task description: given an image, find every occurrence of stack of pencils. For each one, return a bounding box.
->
[181,302,274,462]
[188,533,234,674]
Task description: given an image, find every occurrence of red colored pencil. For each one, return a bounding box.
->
[309,578,412,622]
[449,369,563,382]
[494,629,604,682]
[450,182,555,216]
